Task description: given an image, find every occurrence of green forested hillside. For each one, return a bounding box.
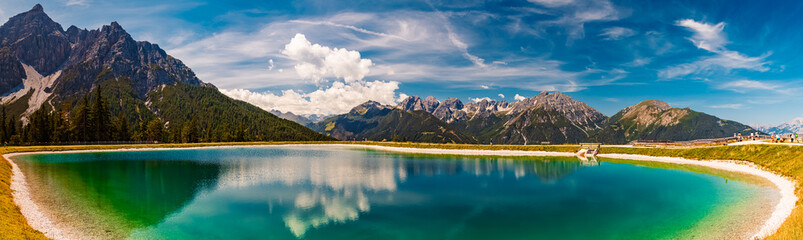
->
[148,83,333,142]
[589,100,760,144]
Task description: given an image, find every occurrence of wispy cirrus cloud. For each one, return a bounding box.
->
[168,10,616,93]
[599,27,635,40]
[530,0,628,41]
[65,0,90,6]
[709,103,743,109]
[659,19,770,79]
[717,79,795,95]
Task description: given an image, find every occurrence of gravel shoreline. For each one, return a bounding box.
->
[5,144,798,240]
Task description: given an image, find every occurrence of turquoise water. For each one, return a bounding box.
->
[13,146,778,239]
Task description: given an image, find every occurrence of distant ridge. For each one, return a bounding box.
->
[314,93,760,144]
[752,118,803,134]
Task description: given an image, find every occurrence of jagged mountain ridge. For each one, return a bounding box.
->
[0,5,332,142]
[1,4,207,121]
[316,93,760,144]
[311,101,475,143]
[395,91,607,144]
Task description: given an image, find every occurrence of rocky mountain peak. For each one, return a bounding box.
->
[356,100,386,110]
[350,101,390,117]
[618,99,687,128]
[636,99,672,111]
[432,97,467,123]
[0,4,63,36]
[0,4,70,75]
[422,96,439,112]
[398,96,441,112]
[31,4,44,12]
[398,96,425,111]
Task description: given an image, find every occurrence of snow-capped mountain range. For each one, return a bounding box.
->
[751,118,803,134]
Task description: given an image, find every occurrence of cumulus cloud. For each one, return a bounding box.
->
[660,19,769,79]
[481,85,490,89]
[599,27,636,40]
[282,33,374,84]
[221,35,404,116]
[470,97,493,103]
[221,80,403,116]
[498,93,505,98]
[514,94,527,101]
[268,59,275,71]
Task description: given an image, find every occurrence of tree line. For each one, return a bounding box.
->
[1,85,202,145]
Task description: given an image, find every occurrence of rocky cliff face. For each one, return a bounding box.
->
[0,4,71,75]
[0,48,25,93]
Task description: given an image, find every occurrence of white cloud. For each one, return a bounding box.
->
[709,104,743,109]
[470,97,493,103]
[717,80,794,95]
[624,57,651,67]
[66,0,90,6]
[720,80,777,91]
[676,19,726,52]
[221,80,403,116]
[481,85,490,89]
[514,94,527,101]
[498,93,505,98]
[168,11,619,92]
[659,52,769,79]
[599,27,635,40]
[534,0,626,41]
[660,19,769,79]
[282,33,373,84]
[268,59,275,71]
[528,0,575,7]
[220,35,404,116]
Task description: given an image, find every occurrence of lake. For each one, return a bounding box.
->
[11,146,779,239]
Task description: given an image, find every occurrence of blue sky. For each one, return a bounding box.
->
[1,0,802,124]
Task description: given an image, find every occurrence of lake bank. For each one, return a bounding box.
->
[2,143,797,239]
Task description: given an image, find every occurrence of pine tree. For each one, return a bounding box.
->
[91,86,111,141]
[113,112,131,141]
[0,104,6,144]
[145,118,164,142]
[235,123,246,142]
[169,122,182,143]
[7,115,17,144]
[72,95,90,141]
[181,119,198,143]
[28,108,53,143]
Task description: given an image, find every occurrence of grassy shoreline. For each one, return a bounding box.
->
[1,141,800,239]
